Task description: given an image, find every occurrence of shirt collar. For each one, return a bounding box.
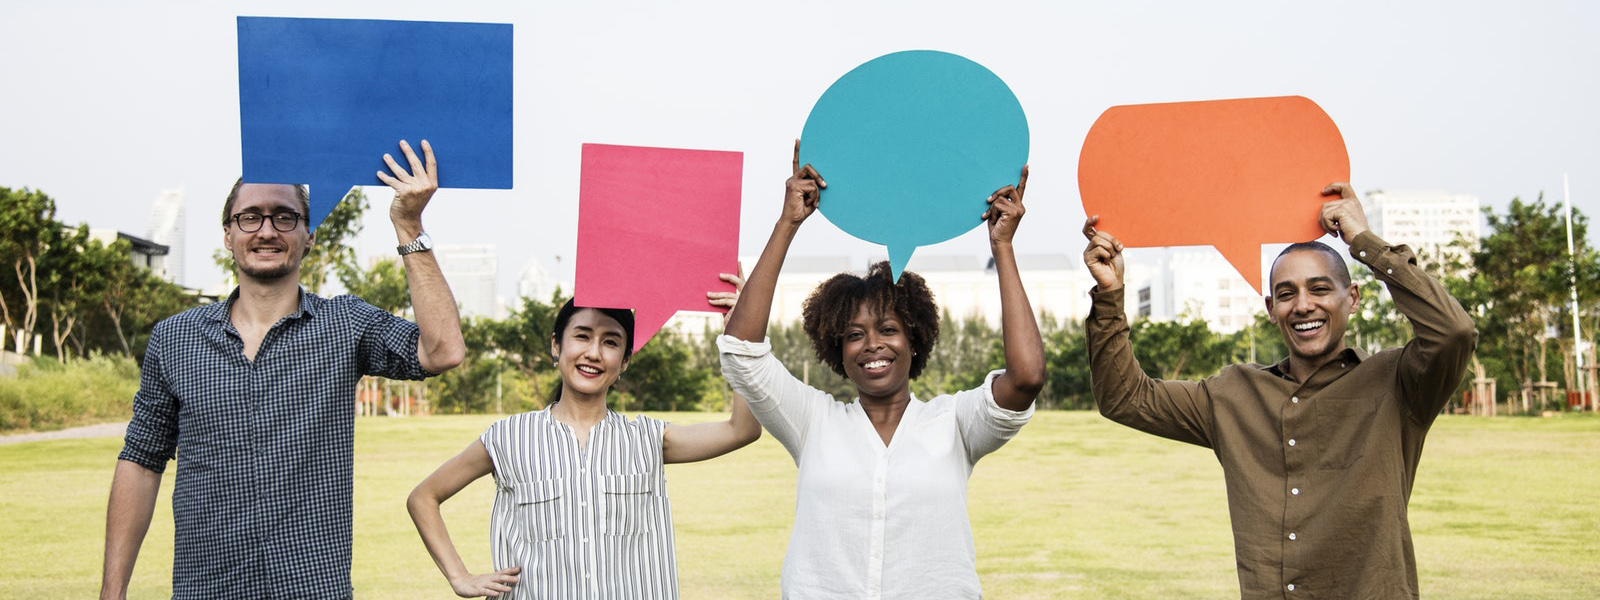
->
[206,286,319,323]
[1266,347,1365,381]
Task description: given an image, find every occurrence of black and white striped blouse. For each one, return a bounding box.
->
[481,407,678,600]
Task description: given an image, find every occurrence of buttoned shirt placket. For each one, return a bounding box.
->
[861,401,913,600]
[578,420,602,600]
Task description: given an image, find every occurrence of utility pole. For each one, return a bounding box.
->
[1564,173,1588,411]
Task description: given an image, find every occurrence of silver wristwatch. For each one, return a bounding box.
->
[397,231,434,256]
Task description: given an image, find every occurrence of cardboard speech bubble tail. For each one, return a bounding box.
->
[1215,238,1266,296]
[887,244,916,283]
[306,181,356,233]
[630,307,680,354]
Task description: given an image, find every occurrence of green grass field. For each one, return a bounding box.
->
[4,412,1597,598]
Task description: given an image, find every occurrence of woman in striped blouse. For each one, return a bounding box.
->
[406,277,759,599]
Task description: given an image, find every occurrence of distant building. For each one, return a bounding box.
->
[517,258,564,303]
[435,244,498,319]
[89,229,170,274]
[1365,190,1481,263]
[1133,248,1263,333]
[147,188,185,286]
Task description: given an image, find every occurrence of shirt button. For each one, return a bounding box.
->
[582,537,590,544]
[1289,532,1297,540]
[581,501,589,508]
[1291,487,1300,495]
[1387,268,1394,274]
[1288,439,1297,446]
[1287,583,1297,591]
[1291,396,1299,404]
[1359,250,1367,258]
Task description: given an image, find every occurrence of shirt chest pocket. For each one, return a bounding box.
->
[601,473,656,536]
[510,479,566,542]
[1312,394,1380,470]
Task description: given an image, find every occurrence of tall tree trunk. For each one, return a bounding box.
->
[103,299,132,357]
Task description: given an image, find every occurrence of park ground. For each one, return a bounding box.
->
[2,411,1596,599]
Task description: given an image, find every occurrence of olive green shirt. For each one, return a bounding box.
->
[1087,231,1478,599]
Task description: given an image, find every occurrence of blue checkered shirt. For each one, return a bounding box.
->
[119,288,431,600]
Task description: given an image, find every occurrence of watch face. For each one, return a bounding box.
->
[416,232,433,250]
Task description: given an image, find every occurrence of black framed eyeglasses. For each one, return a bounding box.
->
[228,211,305,233]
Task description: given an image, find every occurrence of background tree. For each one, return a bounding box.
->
[1040,316,1092,409]
[1345,263,1412,355]
[614,329,717,412]
[339,257,410,315]
[1463,195,1597,411]
[0,187,57,354]
[38,224,98,361]
[1129,311,1231,380]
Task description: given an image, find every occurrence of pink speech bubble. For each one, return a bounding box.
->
[1078,96,1350,294]
[575,143,743,352]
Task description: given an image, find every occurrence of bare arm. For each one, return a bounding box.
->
[100,460,161,600]
[407,440,521,598]
[724,140,824,343]
[983,167,1045,410]
[378,139,466,374]
[667,271,762,462]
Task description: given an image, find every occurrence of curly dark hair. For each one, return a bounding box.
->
[801,261,940,379]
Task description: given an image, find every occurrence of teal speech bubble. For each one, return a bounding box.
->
[800,50,1029,280]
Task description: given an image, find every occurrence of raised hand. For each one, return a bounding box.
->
[1082,215,1126,291]
[377,139,440,227]
[982,166,1029,246]
[783,139,826,226]
[708,262,746,325]
[1318,182,1370,241]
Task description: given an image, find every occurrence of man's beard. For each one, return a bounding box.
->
[234,249,301,281]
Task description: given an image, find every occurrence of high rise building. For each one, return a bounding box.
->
[435,244,499,319]
[147,188,185,285]
[1133,248,1264,334]
[1365,190,1481,263]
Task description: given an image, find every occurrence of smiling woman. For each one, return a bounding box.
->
[406,292,762,600]
[719,142,1046,599]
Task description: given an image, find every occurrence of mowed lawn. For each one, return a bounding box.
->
[3,411,1597,599]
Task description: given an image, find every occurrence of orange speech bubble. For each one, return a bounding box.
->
[1078,95,1349,294]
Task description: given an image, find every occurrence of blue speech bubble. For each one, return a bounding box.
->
[238,17,513,230]
[800,50,1028,280]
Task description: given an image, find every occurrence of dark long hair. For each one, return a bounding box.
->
[547,299,636,405]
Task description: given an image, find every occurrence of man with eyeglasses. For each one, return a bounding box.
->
[100,140,466,600]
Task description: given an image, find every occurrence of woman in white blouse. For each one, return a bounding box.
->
[720,143,1045,599]
[407,286,760,600]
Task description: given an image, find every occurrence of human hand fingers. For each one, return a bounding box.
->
[798,164,826,188]
[1321,182,1356,200]
[399,140,426,178]
[382,152,409,180]
[1015,165,1029,202]
[420,139,439,186]
[792,139,801,175]
[1082,215,1100,240]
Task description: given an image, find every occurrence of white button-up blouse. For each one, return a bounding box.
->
[718,335,1034,600]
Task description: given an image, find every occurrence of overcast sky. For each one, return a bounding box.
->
[3,1,1595,298]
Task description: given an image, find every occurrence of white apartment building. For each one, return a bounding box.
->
[1365,190,1481,262]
